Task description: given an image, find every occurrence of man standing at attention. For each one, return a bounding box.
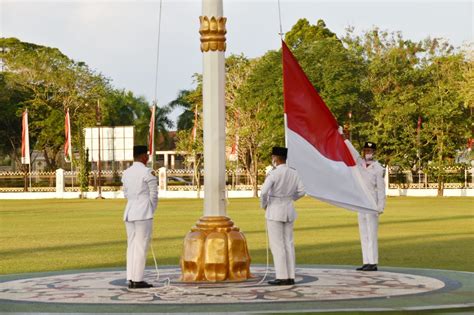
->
[344,137,386,272]
[122,145,158,289]
[260,147,305,285]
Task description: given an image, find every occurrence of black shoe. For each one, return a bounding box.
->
[362,264,378,271]
[268,279,291,286]
[356,264,370,271]
[287,278,295,285]
[129,281,153,289]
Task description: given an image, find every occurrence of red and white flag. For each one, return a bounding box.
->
[148,104,156,156]
[64,108,72,162]
[282,41,378,214]
[21,109,30,165]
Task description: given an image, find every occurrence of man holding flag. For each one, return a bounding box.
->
[344,138,386,271]
[281,39,385,271]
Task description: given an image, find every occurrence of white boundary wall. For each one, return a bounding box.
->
[386,188,474,197]
[0,189,472,199]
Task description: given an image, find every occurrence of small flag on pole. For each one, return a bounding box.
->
[21,109,30,165]
[148,104,156,156]
[64,108,72,162]
[229,112,239,162]
[191,104,198,142]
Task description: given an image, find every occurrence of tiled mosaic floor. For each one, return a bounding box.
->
[1,265,472,313]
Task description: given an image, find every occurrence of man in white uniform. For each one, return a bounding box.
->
[122,145,158,289]
[345,139,385,272]
[260,147,305,285]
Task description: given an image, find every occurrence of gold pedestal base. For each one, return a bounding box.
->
[180,216,251,282]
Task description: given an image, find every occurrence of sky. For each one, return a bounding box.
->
[1,0,472,127]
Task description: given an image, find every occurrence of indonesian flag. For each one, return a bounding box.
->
[21,109,30,165]
[64,108,72,162]
[148,104,156,156]
[282,41,378,214]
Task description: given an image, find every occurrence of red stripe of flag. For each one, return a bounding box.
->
[282,40,355,166]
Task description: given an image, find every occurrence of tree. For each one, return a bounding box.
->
[0,37,106,170]
[0,70,32,169]
[231,51,283,196]
[171,75,203,192]
[419,43,470,195]
[0,37,175,174]
[285,19,338,50]
[168,89,195,131]
[343,29,428,168]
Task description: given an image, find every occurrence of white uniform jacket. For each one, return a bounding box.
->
[345,140,386,212]
[122,162,158,221]
[260,164,305,222]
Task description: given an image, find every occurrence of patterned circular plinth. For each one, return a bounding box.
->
[1,265,473,313]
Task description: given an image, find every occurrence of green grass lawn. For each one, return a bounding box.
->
[0,197,473,275]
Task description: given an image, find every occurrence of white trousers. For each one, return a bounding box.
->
[267,220,295,279]
[358,212,379,264]
[125,219,153,282]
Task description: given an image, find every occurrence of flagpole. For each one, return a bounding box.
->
[150,0,163,170]
[181,0,251,282]
[278,0,286,148]
[277,0,284,40]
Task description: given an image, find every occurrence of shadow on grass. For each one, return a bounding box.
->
[235,214,473,234]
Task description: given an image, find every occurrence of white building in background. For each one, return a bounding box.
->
[155,150,186,169]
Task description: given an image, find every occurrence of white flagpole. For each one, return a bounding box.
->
[149,104,156,169]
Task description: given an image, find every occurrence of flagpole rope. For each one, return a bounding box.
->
[148,0,167,288]
[153,0,163,105]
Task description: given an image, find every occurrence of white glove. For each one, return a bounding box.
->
[338,126,344,135]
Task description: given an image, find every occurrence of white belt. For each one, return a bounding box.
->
[269,195,293,201]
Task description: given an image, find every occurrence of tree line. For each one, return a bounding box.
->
[170,19,472,196]
[0,37,173,173]
[1,19,472,196]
